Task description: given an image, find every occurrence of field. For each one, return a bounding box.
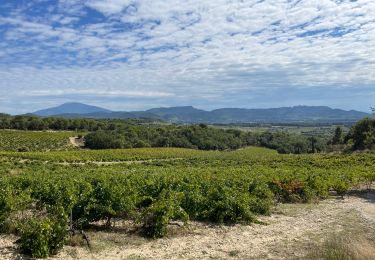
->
[0,130,82,152]
[0,133,375,259]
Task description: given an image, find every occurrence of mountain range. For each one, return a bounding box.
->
[32,102,371,124]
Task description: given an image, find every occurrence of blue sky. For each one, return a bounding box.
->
[0,0,374,114]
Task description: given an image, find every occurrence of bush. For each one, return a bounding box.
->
[203,186,255,224]
[248,181,273,215]
[0,183,31,233]
[18,217,68,258]
[269,179,317,203]
[331,179,351,198]
[141,190,188,238]
[83,177,137,227]
[0,189,12,232]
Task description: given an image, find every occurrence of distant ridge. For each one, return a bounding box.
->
[31,103,371,124]
[33,102,111,116]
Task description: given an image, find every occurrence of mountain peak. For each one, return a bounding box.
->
[33,102,111,116]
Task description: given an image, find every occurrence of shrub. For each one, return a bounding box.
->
[248,181,273,215]
[203,186,255,224]
[83,177,137,227]
[331,179,351,198]
[269,179,316,203]
[0,183,31,233]
[18,217,68,258]
[0,189,13,232]
[141,190,188,238]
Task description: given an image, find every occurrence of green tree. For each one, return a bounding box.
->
[331,126,343,145]
[308,136,318,153]
[345,118,375,150]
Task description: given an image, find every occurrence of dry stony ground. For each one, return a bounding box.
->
[1,191,374,260]
[69,137,84,148]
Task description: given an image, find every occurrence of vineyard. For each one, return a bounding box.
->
[0,146,374,258]
[0,146,277,163]
[0,130,82,152]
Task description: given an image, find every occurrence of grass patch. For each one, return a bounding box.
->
[228,249,241,257]
[303,209,375,260]
[306,236,375,260]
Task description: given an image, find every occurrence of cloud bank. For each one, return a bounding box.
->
[0,0,374,113]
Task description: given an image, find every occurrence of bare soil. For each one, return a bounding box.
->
[1,191,374,260]
[69,137,84,148]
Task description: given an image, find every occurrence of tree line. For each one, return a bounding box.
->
[0,114,154,131]
[84,124,329,153]
[1,114,374,153]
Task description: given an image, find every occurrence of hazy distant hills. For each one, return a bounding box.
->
[33,102,111,116]
[32,103,370,124]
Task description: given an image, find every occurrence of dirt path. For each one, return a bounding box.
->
[6,157,185,166]
[56,158,185,166]
[1,192,374,260]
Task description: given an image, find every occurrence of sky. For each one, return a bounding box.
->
[0,0,374,114]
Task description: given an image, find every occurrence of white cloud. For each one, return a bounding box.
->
[86,0,133,15]
[0,0,375,113]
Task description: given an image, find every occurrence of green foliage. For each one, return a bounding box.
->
[258,131,326,154]
[142,190,188,238]
[0,184,14,232]
[0,181,31,232]
[361,170,375,189]
[269,179,311,203]
[18,217,68,258]
[84,125,251,151]
[0,114,330,154]
[203,186,255,224]
[346,118,375,150]
[0,130,79,152]
[0,147,374,256]
[83,176,137,227]
[0,115,151,132]
[331,126,343,145]
[248,181,273,215]
[84,126,328,154]
[0,146,279,164]
[84,130,125,149]
[331,179,351,198]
